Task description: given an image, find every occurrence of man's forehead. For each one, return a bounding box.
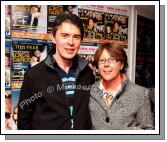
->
[57,22,80,34]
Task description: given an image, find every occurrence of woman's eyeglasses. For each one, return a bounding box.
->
[98,58,118,64]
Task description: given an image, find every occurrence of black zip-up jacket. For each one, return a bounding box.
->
[17,49,95,130]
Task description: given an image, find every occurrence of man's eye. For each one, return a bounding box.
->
[62,34,68,38]
[74,36,81,40]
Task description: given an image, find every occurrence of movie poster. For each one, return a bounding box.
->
[11,5,48,39]
[105,14,128,41]
[78,42,101,81]
[5,89,12,130]
[5,5,11,38]
[47,5,64,34]
[5,41,11,89]
[78,5,128,48]
[11,41,47,88]
[78,8,105,40]
[12,89,20,130]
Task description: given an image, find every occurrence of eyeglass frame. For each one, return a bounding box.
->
[98,57,119,64]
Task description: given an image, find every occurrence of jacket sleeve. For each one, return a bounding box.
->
[17,72,36,130]
[136,88,154,130]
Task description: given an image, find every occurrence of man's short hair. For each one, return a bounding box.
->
[52,13,84,41]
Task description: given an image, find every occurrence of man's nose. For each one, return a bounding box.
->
[68,37,74,45]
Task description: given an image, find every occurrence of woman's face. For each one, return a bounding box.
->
[5,56,10,66]
[114,23,119,30]
[89,19,94,27]
[98,49,124,82]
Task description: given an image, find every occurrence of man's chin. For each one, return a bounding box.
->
[63,55,76,61]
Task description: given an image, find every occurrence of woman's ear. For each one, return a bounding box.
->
[121,63,124,70]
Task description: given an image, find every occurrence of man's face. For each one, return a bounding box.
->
[67,6,73,14]
[31,6,38,13]
[52,22,81,61]
[5,98,12,130]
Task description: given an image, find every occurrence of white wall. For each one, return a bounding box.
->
[134,5,155,20]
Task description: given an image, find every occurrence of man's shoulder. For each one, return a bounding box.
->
[25,60,46,77]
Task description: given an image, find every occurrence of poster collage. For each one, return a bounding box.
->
[5,5,129,130]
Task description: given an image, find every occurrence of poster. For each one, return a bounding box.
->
[5,5,11,38]
[5,41,11,89]
[78,8,105,39]
[11,40,47,88]
[5,89,12,130]
[78,5,129,48]
[47,5,64,34]
[12,89,21,130]
[11,5,48,40]
[79,42,101,80]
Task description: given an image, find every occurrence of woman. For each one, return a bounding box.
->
[85,18,96,38]
[89,43,154,130]
[111,22,121,40]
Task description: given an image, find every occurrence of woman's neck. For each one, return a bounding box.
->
[103,74,125,92]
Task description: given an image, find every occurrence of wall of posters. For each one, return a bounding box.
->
[4,5,130,130]
[78,5,129,48]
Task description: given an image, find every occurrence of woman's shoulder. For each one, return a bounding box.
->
[126,79,149,97]
[91,80,101,87]
[90,80,101,92]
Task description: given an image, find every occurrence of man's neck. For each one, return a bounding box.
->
[53,53,73,74]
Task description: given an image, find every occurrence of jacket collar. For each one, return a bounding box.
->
[91,77,129,111]
[44,46,88,77]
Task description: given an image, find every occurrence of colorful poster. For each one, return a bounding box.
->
[78,5,129,48]
[5,5,11,38]
[78,42,101,80]
[47,5,64,34]
[12,89,20,130]
[78,42,99,55]
[105,14,128,41]
[78,8,105,40]
[11,41,47,88]
[11,5,48,39]
[5,89,12,130]
[5,41,11,89]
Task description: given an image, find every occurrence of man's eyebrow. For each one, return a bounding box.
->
[60,33,81,36]
[73,34,81,37]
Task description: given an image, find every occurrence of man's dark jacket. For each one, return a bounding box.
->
[17,49,94,130]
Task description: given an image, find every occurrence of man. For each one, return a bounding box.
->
[17,13,94,130]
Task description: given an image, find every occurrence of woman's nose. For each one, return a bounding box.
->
[104,60,109,67]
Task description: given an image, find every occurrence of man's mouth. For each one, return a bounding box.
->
[65,48,75,53]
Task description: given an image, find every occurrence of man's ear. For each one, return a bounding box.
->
[52,35,56,44]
